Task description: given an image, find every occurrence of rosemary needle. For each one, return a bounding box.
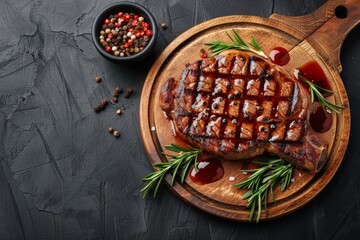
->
[297,74,345,113]
[234,158,294,222]
[205,29,267,59]
[141,144,202,198]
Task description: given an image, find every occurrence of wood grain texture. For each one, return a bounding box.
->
[271,0,360,71]
[140,0,354,221]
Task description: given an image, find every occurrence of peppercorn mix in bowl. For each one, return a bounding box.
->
[92,2,157,62]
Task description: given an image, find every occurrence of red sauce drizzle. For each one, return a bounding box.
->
[190,157,224,185]
[310,106,333,133]
[298,60,332,97]
[269,47,290,66]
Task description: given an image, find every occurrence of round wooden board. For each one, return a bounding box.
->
[140,14,351,221]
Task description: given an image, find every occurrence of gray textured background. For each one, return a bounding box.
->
[0,0,359,239]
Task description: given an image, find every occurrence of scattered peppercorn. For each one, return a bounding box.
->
[161,22,167,29]
[93,98,109,112]
[115,86,123,93]
[102,98,109,106]
[99,12,153,57]
[116,109,122,115]
[125,88,134,98]
[94,106,101,112]
[108,127,114,133]
[98,104,105,110]
[113,87,123,97]
[113,130,120,137]
[95,76,102,82]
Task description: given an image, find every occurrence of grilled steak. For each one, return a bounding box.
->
[160,51,328,173]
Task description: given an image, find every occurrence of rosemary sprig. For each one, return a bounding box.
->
[205,29,267,59]
[141,144,202,198]
[298,74,345,113]
[234,158,294,222]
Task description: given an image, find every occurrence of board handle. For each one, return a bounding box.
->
[270,0,360,72]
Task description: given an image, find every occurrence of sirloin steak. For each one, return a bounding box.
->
[160,51,328,173]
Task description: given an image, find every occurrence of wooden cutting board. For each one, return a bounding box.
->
[139,0,358,221]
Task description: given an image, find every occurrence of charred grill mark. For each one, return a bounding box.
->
[201,58,218,142]
[173,53,307,149]
[254,73,268,141]
[178,61,201,135]
[288,82,299,116]
[286,81,297,117]
[218,56,236,143]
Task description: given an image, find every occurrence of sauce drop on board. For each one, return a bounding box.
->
[310,106,333,133]
[298,60,332,97]
[190,157,224,185]
[269,47,290,66]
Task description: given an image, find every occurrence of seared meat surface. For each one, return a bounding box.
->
[160,51,328,173]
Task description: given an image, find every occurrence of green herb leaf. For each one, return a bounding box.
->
[249,36,263,52]
[234,158,294,222]
[141,144,202,198]
[205,29,267,58]
[232,29,248,49]
[298,74,345,114]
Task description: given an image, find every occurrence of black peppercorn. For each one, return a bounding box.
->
[102,99,109,106]
[94,106,101,112]
[125,88,134,98]
[95,76,102,82]
[115,87,123,93]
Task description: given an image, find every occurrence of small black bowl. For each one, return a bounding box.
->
[91,2,157,62]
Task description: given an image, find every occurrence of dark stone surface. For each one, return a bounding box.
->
[0,0,359,239]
